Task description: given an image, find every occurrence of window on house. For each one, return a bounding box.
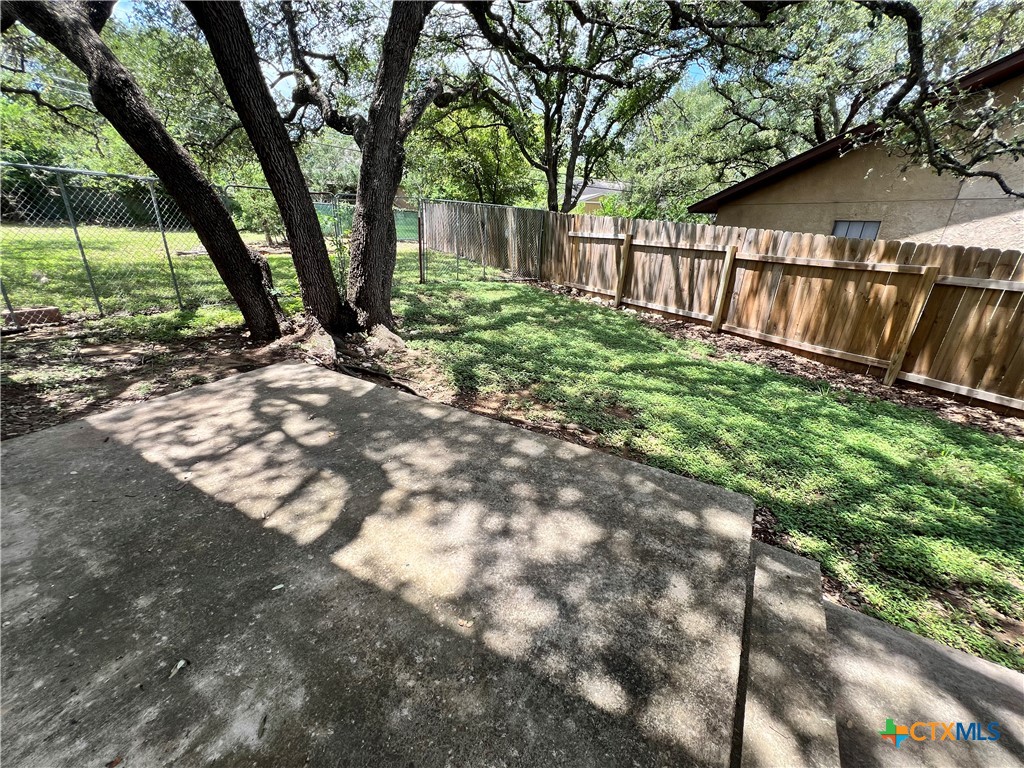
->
[832,220,881,240]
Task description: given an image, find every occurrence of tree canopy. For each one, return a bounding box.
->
[602,0,1024,219]
[6,0,1024,212]
[404,104,536,205]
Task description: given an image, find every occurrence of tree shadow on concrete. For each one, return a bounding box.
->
[824,602,1024,768]
[2,363,752,767]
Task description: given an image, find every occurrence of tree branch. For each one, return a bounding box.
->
[462,1,639,88]
[0,84,99,131]
[280,0,367,145]
[398,78,444,140]
[855,0,926,118]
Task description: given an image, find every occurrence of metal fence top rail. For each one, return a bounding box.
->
[423,198,548,211]
[222,183,356,199]
[0,161,159,183]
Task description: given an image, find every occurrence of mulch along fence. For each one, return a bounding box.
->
[420,201,1024,413]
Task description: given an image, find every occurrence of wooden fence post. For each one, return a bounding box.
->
[536,211,548,280]
[569,227,579,276]
[613,228,635,307]
[417,204,426,284]
[711,245,738,332]
[883,265,940,386]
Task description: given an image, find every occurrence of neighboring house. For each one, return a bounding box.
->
[573,180,628,213]
[689,49,1024,250]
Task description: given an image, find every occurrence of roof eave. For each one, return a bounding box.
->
[688,126,877,214]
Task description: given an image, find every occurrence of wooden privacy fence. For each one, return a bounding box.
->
[420,200,546,278]
[422,203,1024,412]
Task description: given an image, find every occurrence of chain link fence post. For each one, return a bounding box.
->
[537,212,547,280]
[333,193,346,286]
[417,198,426,285]
[148,181,184,310]
[480,211,487,280]
[1,279,22,330]
[55,170,104,316]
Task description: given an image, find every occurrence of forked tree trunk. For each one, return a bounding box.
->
[346,2,430,332]
[348,155,403,331]
[185,1,356,336]
[8,1,286,340]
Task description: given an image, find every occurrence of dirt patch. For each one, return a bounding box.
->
[537,281,1024,441]
[928,584,1024,652]
[605,403,637,421]
[1,321,314,440]
[752,505,786,548]
[334,335,644,461]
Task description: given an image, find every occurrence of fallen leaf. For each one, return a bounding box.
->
[168,659,188,679]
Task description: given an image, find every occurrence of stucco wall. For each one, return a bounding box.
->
[713,75,1024,250]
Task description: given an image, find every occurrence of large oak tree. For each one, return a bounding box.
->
[2,0,288,340]
[271,0,452,334]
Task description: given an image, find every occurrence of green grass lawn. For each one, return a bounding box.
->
[0,223,337,317]
[393,259,1024,670]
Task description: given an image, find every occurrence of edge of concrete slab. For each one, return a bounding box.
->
[5,361,758,525]
[826,601,1024,768]
[739,542,840,768]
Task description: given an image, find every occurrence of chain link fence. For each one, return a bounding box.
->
[419,199,546,283]
[0,162,421,329]
[0,163,540,330]
[1,164,202,324]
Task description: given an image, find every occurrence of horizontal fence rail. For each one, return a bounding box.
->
[419,201,1024,412]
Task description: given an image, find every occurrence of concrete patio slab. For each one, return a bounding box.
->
[826,602,1024,768]
[1,362,754,767]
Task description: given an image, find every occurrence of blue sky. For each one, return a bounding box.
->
[112,0,134,20]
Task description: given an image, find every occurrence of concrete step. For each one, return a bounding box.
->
[740,541,841,768]
[826,602,1024,768]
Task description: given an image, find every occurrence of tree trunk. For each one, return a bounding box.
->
[545,165,560,212]
[8,1,285,340]
[185,1,356,336]
[346,2,430,332]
